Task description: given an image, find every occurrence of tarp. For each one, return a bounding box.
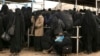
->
[49,0,95,7]
[1,0,95,7]
[6,0,30,2]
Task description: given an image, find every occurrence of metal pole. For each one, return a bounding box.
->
[96,0,98,15]
[58,0,61,9]
[83,5,85,9]
[75,0,77,10]
[43,0,45,9]
[31,0,34,12]
[76,26,79,56]
[2,0,5,5]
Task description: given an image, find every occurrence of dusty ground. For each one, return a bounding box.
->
[0,49,100,56]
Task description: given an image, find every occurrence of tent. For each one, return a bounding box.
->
[48,0,95,7]
[4,0,95,7]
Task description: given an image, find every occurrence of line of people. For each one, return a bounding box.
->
[0,4,25,56]
[0,4,73,56]
[1,4,100,56]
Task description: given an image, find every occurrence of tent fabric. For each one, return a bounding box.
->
[5,0,95,7]
[6,0,30,2]
[49,0,95,7]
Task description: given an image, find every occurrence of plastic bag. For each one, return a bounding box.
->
[55,35,64,42]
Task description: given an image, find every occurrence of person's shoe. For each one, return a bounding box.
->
[84,51,92,54]
[42,50,48,54]
[9,53,14,56]
[35,48,42,51]
[0,49,3,51]
[14,53,19,56]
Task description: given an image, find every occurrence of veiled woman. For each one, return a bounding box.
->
[10,8,25,56]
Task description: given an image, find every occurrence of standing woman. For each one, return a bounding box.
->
[34,13,44,51]
[10,8,25,56]
[0,4,10,48]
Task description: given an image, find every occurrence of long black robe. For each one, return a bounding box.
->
[0,4,10,48]
[10,9,25,53]
[0,16,4,51]
[81,10,97,53]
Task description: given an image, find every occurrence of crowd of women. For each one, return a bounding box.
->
[0,4,100,56]
[0,4,72,56]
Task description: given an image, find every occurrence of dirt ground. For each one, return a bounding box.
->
[0,49,100,56]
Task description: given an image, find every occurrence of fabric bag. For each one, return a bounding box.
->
[1,32,11,41]
[8,25,15,35]
[8,17,15,35]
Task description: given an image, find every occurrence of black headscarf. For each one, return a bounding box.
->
[1,4,9,15]
[15,8,25,38]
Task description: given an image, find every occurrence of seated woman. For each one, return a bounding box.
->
[54,32,72,56]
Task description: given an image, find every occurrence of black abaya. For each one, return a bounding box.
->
[10,9,25,53]
[0,16,4,51]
